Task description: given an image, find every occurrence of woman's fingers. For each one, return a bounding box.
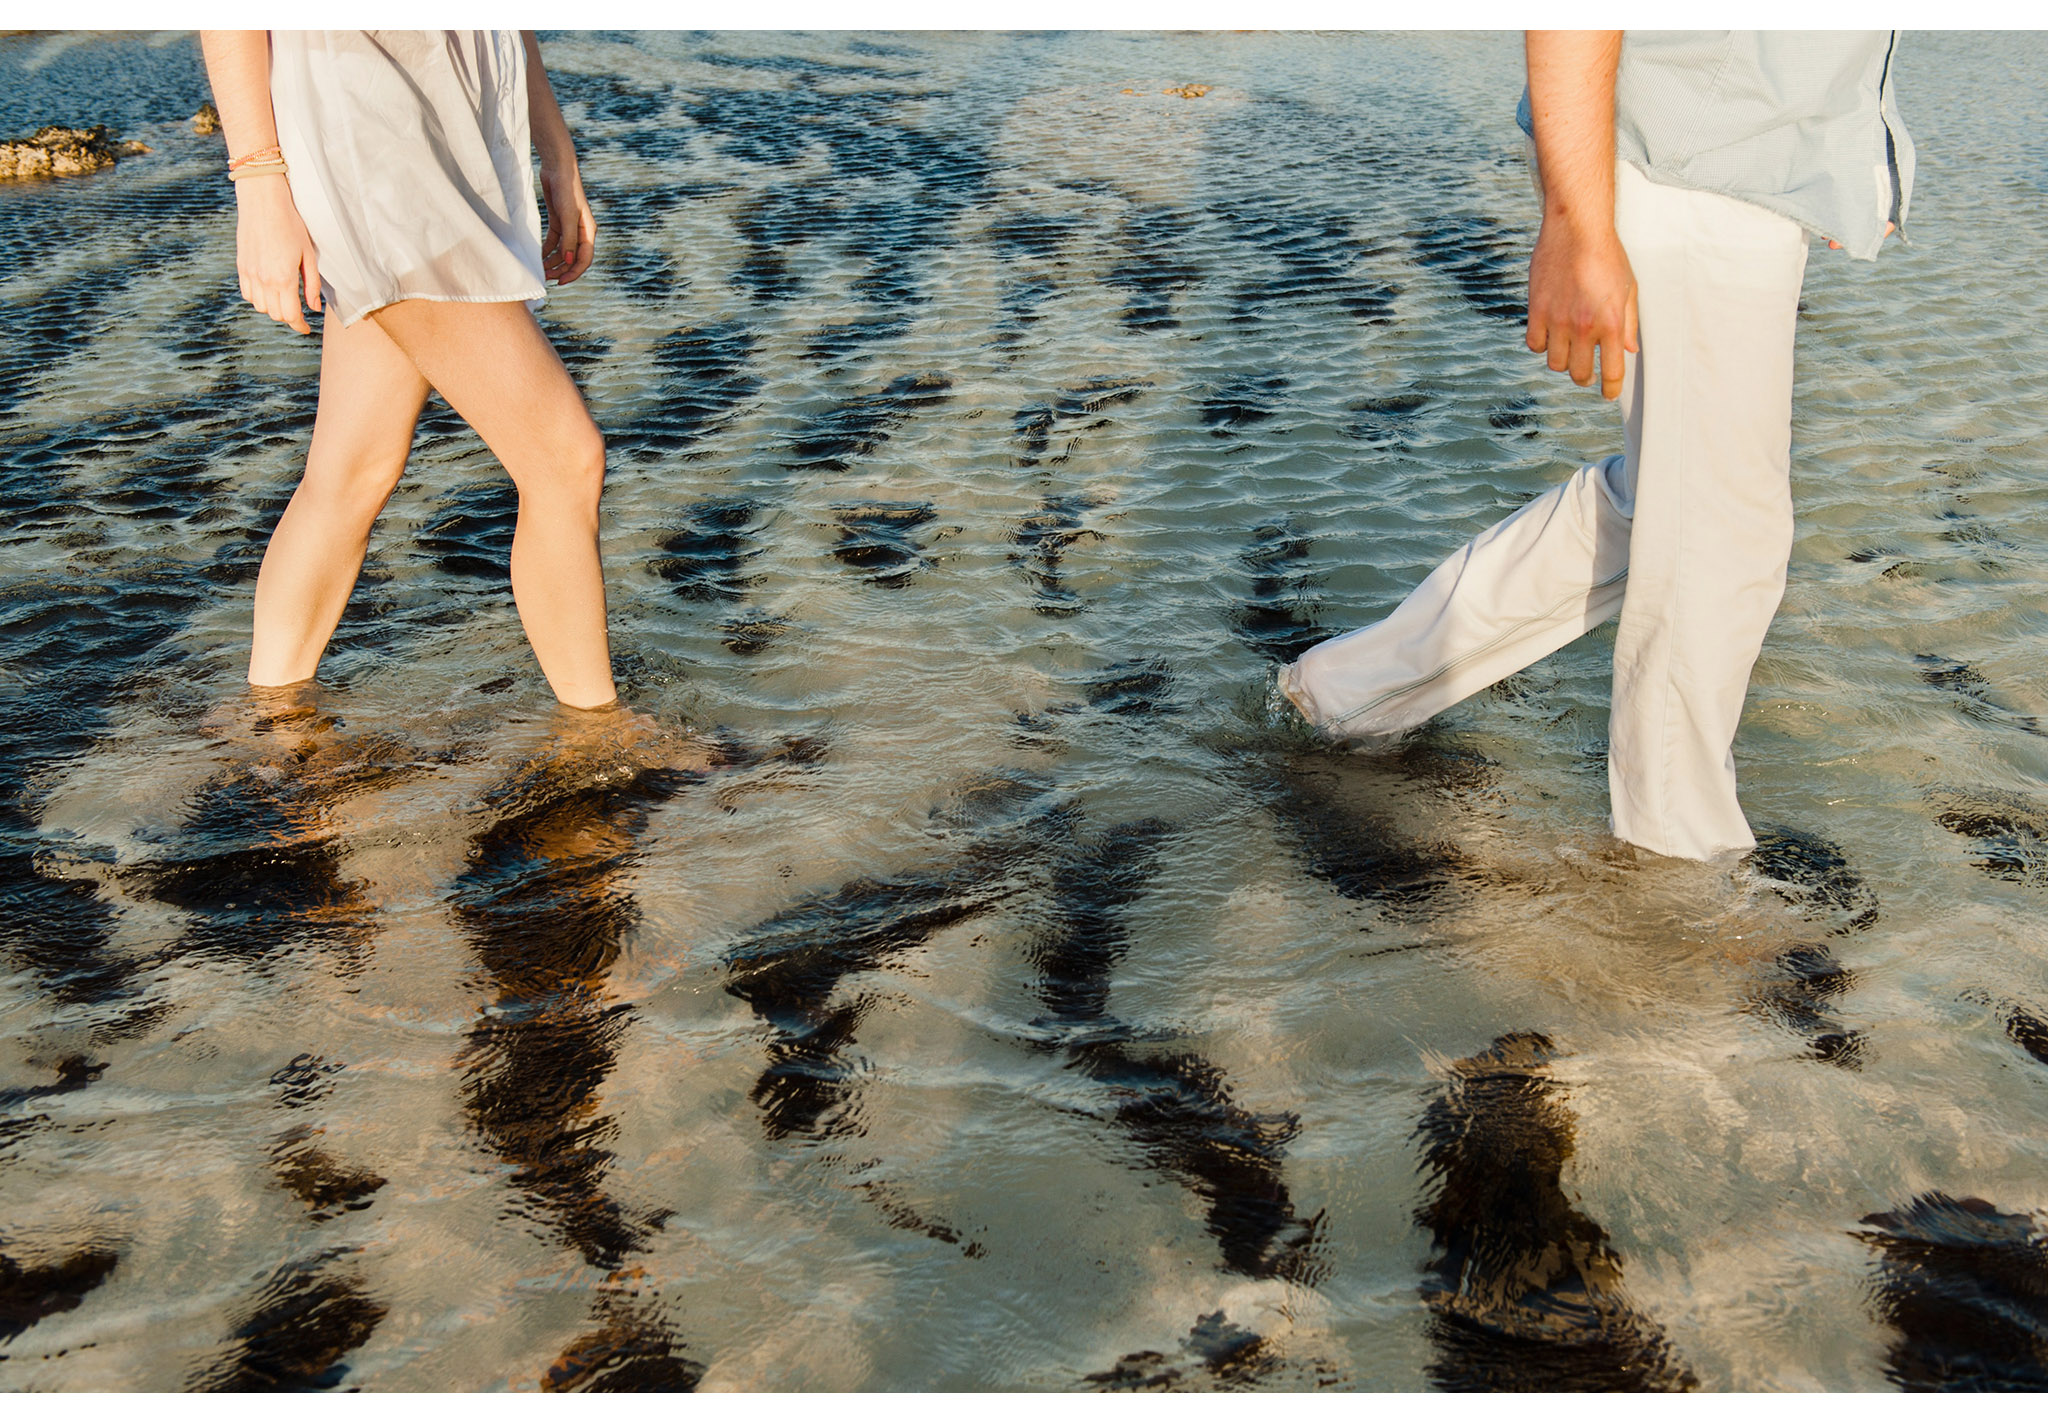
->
[277,286,311,335]
[561,200,596,284]
[303,247,322,316]
[541,199,565,270]
[255,272,309,334]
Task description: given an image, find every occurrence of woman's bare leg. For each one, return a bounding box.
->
[370,299,617,710]
[249,314,430,687]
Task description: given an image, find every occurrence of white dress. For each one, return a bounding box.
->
[268,30,546,327]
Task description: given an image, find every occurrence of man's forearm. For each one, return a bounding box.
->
[1522,30,1636,401]
[1526,31,1622,236]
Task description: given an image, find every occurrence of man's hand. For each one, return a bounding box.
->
[1523,31,1634,401]
[1527,216,1638,401]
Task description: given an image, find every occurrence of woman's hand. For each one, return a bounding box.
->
[236,174,322,334]
[539,157,596,286]
[522,31,596,287]
[200,31,320,335]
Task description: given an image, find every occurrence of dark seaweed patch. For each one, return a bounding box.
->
[271,1128,386,1223]
[1856,1193,2048,1391]
[1344,390,1432,448]
[1213,199,1399,326]
[803,313,914,364]
[609,245,682,305]
[720,615,795,657]
[1200,374,1289,436]
[1742,943,1866,1070]
[1915,654,2043,737]
[692,51,894,81]
[725,835,1031,1140]
[845,39,921,59]
[537,322,615,386]
[1931,787,2048,886]
[648,498,762,603]
[609,322,759,464]
[1746,827,1880,933]
[1086,1311,1297,1392]
[1487,395,1539,434]
[548,69,672,127]
[454,763,694,1269]
[542,1299,703,1392]
[691,81,987,310]
[0,1243,119,1343]
[191,1257,386,1392]
[122,730,422,975]
[729,183,833,302]
[850,1172,986,1257]
[269,1053,342,1110]
[2006,1003,2048,1066]
[0,1055,104,1112]
[1023,816,1325,1284]
[986,210,1076,265]
[994,275,1060,341]
[0,235,201,420]
[415,479,518,581]
[1408,214,1528,324]
[1107,204,1201,331]
[582,177,704,233]
[1081,660,1179,720]
[1415,1031,1695,1391]
[1229,521,1332,666]
[1013,376,1148,467]
[0,553,224,1021]
[829,501,936,587]
[784,372,952,471]
[1261,750,1470,910]
[1011,493,1101,615]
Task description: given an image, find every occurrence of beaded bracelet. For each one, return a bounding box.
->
[227,144,282,171]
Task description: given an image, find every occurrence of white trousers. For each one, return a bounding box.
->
[1288,161,1811,861]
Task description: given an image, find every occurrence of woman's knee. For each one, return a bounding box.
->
[298,448,406,522]
[513,418,606,511]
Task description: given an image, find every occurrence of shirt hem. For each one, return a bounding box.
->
[1621,160,1885,262]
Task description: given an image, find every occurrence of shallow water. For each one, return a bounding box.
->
[3,29,2047,1392]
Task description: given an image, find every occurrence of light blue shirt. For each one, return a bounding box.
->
[1517,31,1913,261]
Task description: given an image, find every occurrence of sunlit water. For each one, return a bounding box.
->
[2,29,2046,1392]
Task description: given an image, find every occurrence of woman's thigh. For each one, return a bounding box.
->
[368,299,600,481]
[308,312,433,480]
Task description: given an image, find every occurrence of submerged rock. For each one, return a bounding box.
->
[193,101,220,135]
[0,123,149,181]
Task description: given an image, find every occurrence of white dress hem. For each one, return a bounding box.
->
[337,287,548,329]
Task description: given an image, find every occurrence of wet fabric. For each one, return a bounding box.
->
[1517,30,1912,261]
[267,30,546,327]
[1287,159,1810,861]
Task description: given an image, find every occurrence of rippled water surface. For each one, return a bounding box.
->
[3,29,2048,1392]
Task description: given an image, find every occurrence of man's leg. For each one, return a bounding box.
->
[1284,442,1636,739]
[1605,163,1810,860]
